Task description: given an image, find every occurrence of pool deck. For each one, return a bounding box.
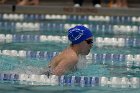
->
[0,4,140,16]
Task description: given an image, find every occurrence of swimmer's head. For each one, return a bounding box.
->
[68,25,93,44]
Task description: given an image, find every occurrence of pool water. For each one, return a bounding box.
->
[0,83,139,93]
[0,13,140,93]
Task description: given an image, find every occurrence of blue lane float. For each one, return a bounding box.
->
[0,34,140,47]
[0,73,140,88]
[0,50,140,67]
[1,13,140,24]
[0,21,140,34]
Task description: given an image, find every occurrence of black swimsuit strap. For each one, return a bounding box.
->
[41,65,53,78]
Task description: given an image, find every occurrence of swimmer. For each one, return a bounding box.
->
[42,25,93,76]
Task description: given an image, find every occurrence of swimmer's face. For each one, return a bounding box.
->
[79,37,93,55]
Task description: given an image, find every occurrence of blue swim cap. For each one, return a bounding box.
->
[68,25,93,44]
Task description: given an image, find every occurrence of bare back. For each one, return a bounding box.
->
[48,47,78,76]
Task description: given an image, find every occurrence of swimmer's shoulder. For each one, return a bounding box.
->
[65,53,78,64]
[53,49,78,63]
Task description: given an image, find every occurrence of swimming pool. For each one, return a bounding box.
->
[0,13,140,93]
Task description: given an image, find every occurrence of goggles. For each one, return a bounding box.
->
[85,39,93,44]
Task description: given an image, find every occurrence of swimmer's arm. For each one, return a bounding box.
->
[52,59,77,76]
